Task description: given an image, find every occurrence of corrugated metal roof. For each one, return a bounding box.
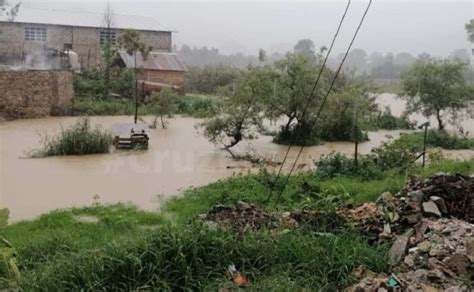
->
[1,7,171,32]
[119,51,186,72]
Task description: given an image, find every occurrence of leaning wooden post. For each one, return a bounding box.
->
[421,122,429,168]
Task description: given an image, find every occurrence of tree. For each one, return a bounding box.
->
[449,49,470,64]
[118,29,152,124]
[0,0,21,21]
[102,0,115,100]
[201,67,273,158]
[344,49,368,74]
[294,39,316,61]
[146,88,177,129]
[466,19,474,43]
[401,60,473,131]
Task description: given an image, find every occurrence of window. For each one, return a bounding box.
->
[25,27,47,41]
[100,30,116,46]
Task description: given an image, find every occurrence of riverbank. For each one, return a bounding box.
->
[4,158,473,290]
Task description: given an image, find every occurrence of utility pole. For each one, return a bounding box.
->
[134,51,138,124]
[420,122,429,168]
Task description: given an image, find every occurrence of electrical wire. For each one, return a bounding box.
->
[265,0,352,203]
[272,0,373,206]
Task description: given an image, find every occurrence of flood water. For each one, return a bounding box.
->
[0,94,473,221]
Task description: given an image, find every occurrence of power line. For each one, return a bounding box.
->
[273,0,373,206]
[265,0,352,203]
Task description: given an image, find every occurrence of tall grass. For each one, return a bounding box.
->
[28,118,113,157]
[14,222,387,291]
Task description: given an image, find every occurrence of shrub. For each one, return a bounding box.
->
[315,152,384,180]
[28,118,113,157]
[363,107,415,130]
[174,94,221,118]
[397,130,474,150]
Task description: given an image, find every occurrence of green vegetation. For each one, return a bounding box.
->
[396,130,474,150]
[4,158,474,290]
[401,60,474,131]
[363,107,414,130]
[73,94,220,118]
[146,88,178,128]
[186,65,241,94]
[28,118,113,158]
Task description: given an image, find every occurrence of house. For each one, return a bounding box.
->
[0,8,177,71]
[117,51,186,95]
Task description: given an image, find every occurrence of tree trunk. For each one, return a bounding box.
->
[435,110,444,131]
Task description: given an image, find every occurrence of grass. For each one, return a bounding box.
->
[27,118,113,157]
[73,94,221,118]
[3,158,473,290]
[397,130,474,150]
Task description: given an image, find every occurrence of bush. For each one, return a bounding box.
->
[315,152,384,180]
[315,137,421,179]
[28,118,113,157]
[397,130,474,150]
[363,107,415,130]
[185,65,241,94]
[174,94,221,118]
[273,122,322,146]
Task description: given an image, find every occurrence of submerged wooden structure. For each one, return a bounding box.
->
[112,123,149,150]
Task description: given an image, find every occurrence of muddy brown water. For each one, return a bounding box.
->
[0,94,472,221]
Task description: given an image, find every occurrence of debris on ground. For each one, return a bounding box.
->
[400,173,474,223]
[346,218,473,291]
[346,173,474,291]
[199,174,474,291]
[225,263,250,288]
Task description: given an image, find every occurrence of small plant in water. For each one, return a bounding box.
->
[27,118,113,158]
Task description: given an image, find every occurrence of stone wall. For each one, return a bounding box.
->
[0,22,172,70]
[0,70,74,119]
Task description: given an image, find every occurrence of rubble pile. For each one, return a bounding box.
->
[346,174,474,291]
[400,174,474,223]
[347,218,473,291]
[200,174,473,290]
[198,201,299,234]
[199,201,344,234]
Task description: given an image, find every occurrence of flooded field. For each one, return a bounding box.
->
[0,94,472,221]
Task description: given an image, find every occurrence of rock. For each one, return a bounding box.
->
[422,201,442,218]
[467,239,474,262]
[445,255,470,276]
[404,254,415,267]
[388,229,414,265]
[429,196,448,214]
[417,241,431,252]
[376,192,396,204]
[236,201,251,210]
[407,190,425,205]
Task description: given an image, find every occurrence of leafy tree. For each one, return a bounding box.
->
[401,60,473,131]
[146,88,177,129]
[185,65,241,94]
[318,80,375,142]
[294,39,316,61]
[201,67,273,158]
[449,49,470,64]
[0,0,21,21]
[466,19,474,43]
[118,29,152,123]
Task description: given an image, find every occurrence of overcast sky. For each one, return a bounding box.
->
[17,0,474,56]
